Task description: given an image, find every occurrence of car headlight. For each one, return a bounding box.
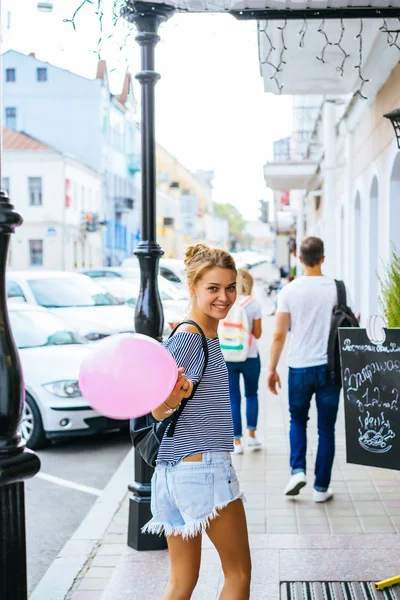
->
[85,332,108,342]
[43,381,82,398]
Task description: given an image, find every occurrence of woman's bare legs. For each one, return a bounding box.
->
[162,533,202,600]
[207,499,251,600]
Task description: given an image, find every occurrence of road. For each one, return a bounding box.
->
[26,430,131,596]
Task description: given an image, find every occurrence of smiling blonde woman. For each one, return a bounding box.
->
[143,243,251,600]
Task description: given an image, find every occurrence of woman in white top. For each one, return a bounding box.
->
[225,269,263,454]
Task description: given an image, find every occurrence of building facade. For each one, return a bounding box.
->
[155,145,228,256]
[260,19,400,323]
[2,50,141,266]
[2,128,102,270]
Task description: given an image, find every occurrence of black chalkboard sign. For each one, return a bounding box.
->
[339,328,400,471]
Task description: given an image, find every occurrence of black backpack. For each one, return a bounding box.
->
[327,280,359,385]
[129,320,209,468]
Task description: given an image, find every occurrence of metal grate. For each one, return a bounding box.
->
[281,582,400,600]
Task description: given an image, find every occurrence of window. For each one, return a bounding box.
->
[37,67,47,82]
[28,177,42,206]
[28,277,120,308]
[6,280,26,302]
[6,68,15,82]
[29,240,43,267]
[5,107,16,130]
[1,178,10,195]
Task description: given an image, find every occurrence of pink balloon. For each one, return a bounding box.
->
[79,333,178,420]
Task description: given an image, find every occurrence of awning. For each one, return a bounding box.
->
[129,0,400,17]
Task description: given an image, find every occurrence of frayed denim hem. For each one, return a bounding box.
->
[142,493,244,540]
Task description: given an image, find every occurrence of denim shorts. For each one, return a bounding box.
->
[142,452,243,539]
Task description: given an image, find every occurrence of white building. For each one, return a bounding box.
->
[259,17,400,322]
[2,50,141,266]
[2,128,102,270]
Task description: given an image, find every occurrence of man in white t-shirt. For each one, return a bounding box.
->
[267,236,346,503]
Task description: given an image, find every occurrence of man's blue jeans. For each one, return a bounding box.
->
[226,356,261,438]
[288,364,341,492]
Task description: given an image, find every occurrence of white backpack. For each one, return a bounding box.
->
[219,296,254,362]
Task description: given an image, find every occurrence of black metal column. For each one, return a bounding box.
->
[122,1,175,551]
[0,190,41,599]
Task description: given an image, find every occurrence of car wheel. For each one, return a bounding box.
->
[19,394,48,450]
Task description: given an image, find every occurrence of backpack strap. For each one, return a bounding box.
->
[166,319,209,438]
[335,279,347,307]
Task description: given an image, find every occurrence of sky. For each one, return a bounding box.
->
[2,0,293,219]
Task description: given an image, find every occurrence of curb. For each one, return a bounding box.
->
[29,448,134,600]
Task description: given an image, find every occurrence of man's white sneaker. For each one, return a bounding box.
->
[284,472,307,496]
[248,437,262,450]
[313,488,333,503]
[233,444,243,455]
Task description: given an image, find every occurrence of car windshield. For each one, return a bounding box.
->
[28,277,121,308]
[9,310,84,349]
[100,280,171,305]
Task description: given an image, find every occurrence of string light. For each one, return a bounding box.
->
[353,19,370,101]
[316,19,331,64]
[334,18,350,77]
[65,2,400,101]
[379,17,400,51]
[298,18,307,49]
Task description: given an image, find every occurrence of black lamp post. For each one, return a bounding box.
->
[384,109,400,149]
[121,1,174,551]
[0,190,41,598]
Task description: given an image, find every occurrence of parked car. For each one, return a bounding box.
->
[121,257,187,292]
[80,266,141,280]
[8,303,127,449]
[6,271,135,342]
[81,266,188,300]
[96,278,187,329]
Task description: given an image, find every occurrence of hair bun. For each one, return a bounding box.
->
[184,244,209,266]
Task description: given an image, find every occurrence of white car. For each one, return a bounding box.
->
[81,265,188,300]
[121,257,187,293]
[9,303,127,449]
[96,278,187,330]
[6,271,136,342]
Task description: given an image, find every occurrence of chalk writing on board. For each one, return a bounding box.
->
[339,328,400,470]
[358,411,395,453]
[342,338,400,353]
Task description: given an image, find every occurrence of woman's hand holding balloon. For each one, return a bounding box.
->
[152,368,194,420]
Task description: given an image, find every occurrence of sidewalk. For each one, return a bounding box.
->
[65,312,400,600]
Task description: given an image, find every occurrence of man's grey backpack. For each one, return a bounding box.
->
[327,280,359,385]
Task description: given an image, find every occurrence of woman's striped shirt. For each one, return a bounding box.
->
[157,332,234,464]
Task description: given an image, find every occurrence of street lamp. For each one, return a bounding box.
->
[0,190,41,599]
[121,1,175,551]
[384,109,400,149]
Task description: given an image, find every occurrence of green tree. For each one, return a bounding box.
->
[213,203,246,237]
[380,246,400,327]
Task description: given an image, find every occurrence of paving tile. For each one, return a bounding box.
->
[96,544,126,556]
[267,523,298,534]
[248,523,267,534]
[91,555,122,568]
[245,509,267,525]
[71,593,103,600]
[266,508,296,517]
[279,548,400,581]
[298,523,331,534]
[85,566,115,579]
[329,522,363,534]
[102,533,126,544]
[354,501,387,516]
[78,578,110,591]
[359,517,396,533]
